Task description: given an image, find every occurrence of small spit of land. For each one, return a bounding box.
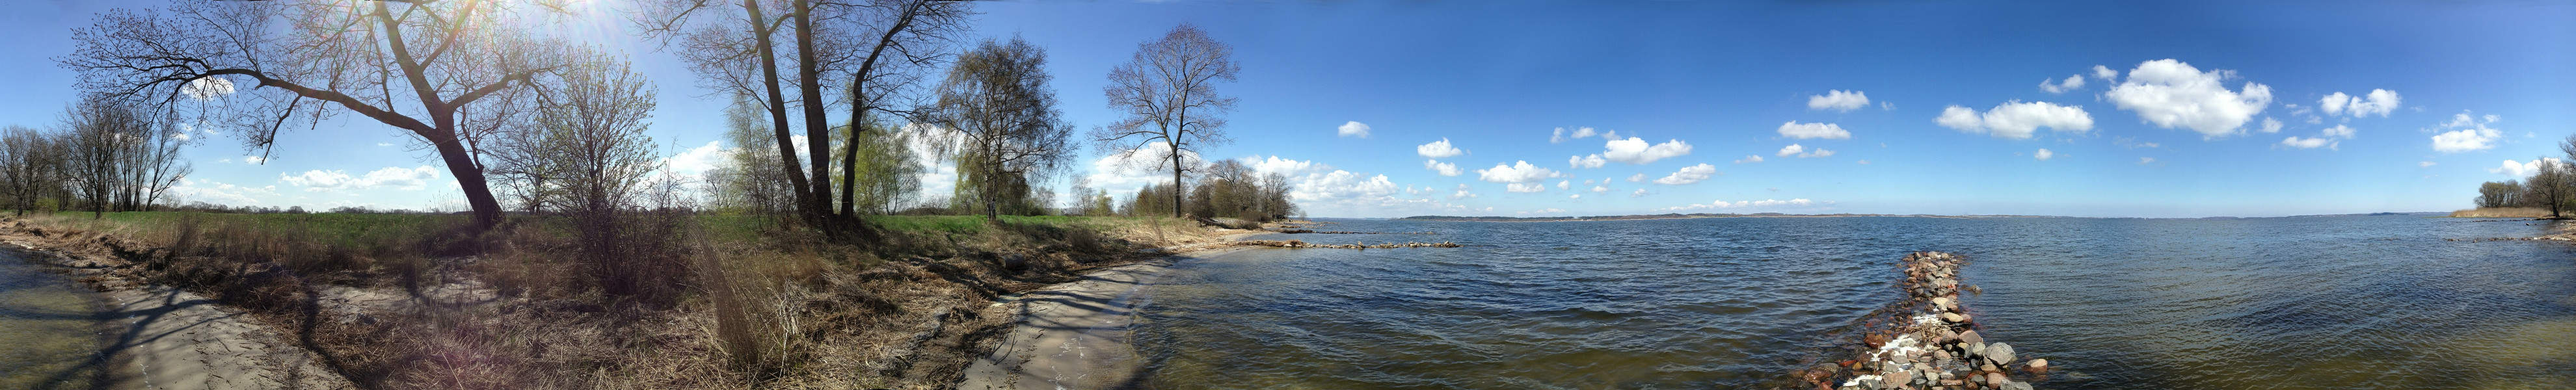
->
[1795,252,2049,390]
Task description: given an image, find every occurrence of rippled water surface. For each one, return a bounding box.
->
[0,249,109,389]
[1131,214,2576,389]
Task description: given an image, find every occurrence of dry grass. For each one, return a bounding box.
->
[1,211,1216,389]
[2450,207,2556,218]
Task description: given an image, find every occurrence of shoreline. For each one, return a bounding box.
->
[955,231,1263,390]
[0,229,353,389]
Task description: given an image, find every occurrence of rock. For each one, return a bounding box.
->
[1986,343,2015,365]
[2026,358,2048,370]
[1985,372,2006,387]
[1933,349,1951,361]
[2000,381,2033,390]
[1885,369,1911,387]
[1958,330,1983,346]
[1892,352,1912,364]
[1966,342,1986,358]
[1940,312,1967,323]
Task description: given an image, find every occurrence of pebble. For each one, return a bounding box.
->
[1987,343,2015,365]
[2026,358,2048,370]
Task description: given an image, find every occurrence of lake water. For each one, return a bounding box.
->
[0,248,110,389]
[1130,214,2576,389]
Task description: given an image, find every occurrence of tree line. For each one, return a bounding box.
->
[0,99,192,218]
[2472,135,2576,218]
[48,0,1293,231]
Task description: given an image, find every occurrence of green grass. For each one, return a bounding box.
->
[39,211,466,248]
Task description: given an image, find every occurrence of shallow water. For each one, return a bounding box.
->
[0,248,109,389]
[1131,214,2576,389]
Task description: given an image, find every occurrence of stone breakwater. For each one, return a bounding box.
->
[1233,239,1462,249]
[1797,252,2049,390]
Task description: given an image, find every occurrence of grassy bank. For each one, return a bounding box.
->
[0,211,1242,389]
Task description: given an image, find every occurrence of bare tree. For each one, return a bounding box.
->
[0,125,63,216]
[631,0,972,233]
[490,60,661,216]
[927,37,1073,222]
[60,1,590,229]
[1093,23,1242,218]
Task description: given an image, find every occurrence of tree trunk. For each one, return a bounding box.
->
[429,131,505,229]
[1168,144,1183,218]
[792,0,835,226]
[746,0,818,225]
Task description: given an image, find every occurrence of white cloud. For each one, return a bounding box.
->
[1567,154,1607,168]
[2280,124,2357,150]
[182,76,235,99]
[2034,148,2055,161]
[1808,90,1871,112]
[1600,137,1693,164]
[1935,101,2095,139]
[244,155,267,164]
[1475,161,1562,183]
[1776,144,1833,158]
[375,142,395,147]
[165,178,281,207]
[1416,138,1465,158]
[1549,127,1606,144]
[1627,173,1645,183]
[281,166,442,192]
[1246,155,1326,177]
[1424,159,1462,176]
[1662,198,1818,211]
[1631,188,1648,197]
[2039,75,2087,94]
[2492,158,2563,177]
[662,141,729,177]
[2091,65,2118,81]
[1652,163,1719,185]
[1289,170,1399,202]
[1777,121,1851,140]
[1090,142,1209,192]
[1336,121,1371,138]
[2279,136,2333,150]
[2139,157,2158,164]
[1506,183,1546,192]
[2419,161,2437,168]
[1590,185,1608,193]
[2259,117,2283,133]
[1734,155,1764,164]
[2104,58,2274,138]
[2430,111,2504,153]
[1557,180,1570,190]
[2322,124,2355,138]
[2320,89,2401,118]
[1855,159,1870,164]
[1451,184,1477,199]
[1570,194,1581,200]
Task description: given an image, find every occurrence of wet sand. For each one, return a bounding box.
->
[1,239,353,390]
[956,238,1257,390]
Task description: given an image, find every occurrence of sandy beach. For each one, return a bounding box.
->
[955,235,1259,390]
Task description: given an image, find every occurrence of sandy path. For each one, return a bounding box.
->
[955,239,1260,390]
[3,239,354,390]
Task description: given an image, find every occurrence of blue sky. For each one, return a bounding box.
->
[0,1,2569,218]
